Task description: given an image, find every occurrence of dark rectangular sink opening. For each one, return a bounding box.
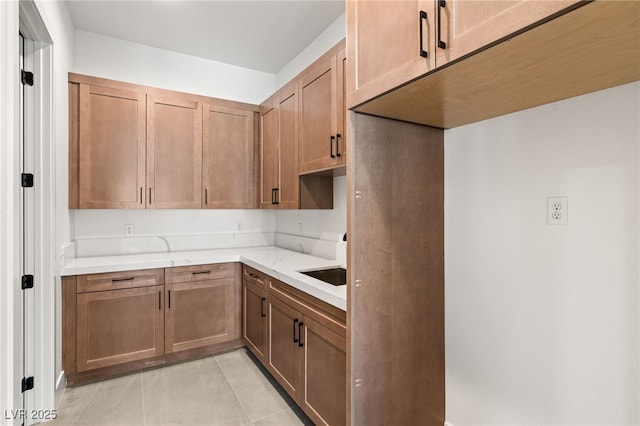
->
[300,268,346,286]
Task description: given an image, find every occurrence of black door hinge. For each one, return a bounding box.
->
[21,70,34,86]
[21,173,34,188]
[21,376,34,393]
[21,275,34,290]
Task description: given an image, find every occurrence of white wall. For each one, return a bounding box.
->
[444,82,640,425]
[275,13,345,90]
[74,30,275,105]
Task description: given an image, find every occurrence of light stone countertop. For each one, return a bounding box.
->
[61,246,347,311]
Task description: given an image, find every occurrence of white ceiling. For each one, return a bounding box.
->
[65,0,345,74]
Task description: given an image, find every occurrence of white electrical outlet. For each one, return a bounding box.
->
[547,197,568,225]
[125,224,134,236]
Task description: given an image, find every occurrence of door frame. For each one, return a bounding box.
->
[1,1,54,424]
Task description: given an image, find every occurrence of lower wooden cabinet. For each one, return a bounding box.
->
[263,277,347,426]
[165,263,237,353]
[63,263,242,384]
[76,284,165,372]
[242,266,268,363]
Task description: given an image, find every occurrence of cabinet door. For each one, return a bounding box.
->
[78,84,146,209]
[146,95,202,209]
[336,47,347,165]
[436,0,579,66]
[267,294,302,400]
[300,316,347,426]
[299,55,338,174]
[165,279,235,354]
[203,105,255,209]
[346,0,436,108]
[243,281,268,362]
[76,285,164,372]
[260,104,279,209]
[277,85,300,209]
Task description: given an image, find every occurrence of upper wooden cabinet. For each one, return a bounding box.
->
[298,43,347,174]
[346,0,581,109]
[436,0,579,66]
[259,82,300,209]
[203,105,255,209]
[69,73,259,209]
[346,0,436,109]
[74,83,146,209]
[147,95,202,209]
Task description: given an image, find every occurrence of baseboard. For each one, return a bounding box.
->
[54,371,66,408]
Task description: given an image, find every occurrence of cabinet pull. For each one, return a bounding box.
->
[271,188,276,205]
[336,134,342,157]
[111,277,134,283]
[293,318,299,343]
[158,291,161,310]
[330,135,336,158]
[140,187,143,205]
[274,188,279,205]
[148,187,152,205]
[205,188,208,205]
[168,290,171,309]
[261,297,266,318]
[192,271,210,275]
[298,321,304,347]
[437,0,447,49]
[419,10,429,58]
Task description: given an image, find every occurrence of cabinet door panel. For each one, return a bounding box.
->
[301,317,347,426]
[267,294,301,400]
[78,84,146,209]
[165,279,235,353]
[203,105,255,209]
[347,0,436,108]
[278,88,299,209]
[260,105,279,209]
[147,96,202,209]
[437,0,579,66]
[243,282,267,362]
[76,285,164,372]
[299,56,337,173]
[336,47,347,165]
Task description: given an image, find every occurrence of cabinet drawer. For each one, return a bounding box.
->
[166,263,234,284]
[243,265,266,290]
[76,268,164,293]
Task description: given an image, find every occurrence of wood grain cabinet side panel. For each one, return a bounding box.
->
[277,85,300,209]
[146,95,202,209]
[203,105,255,209]
[78,84,146,209]
[76,285,165,372]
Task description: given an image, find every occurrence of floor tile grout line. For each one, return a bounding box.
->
[215,353,256,423]
[140,372,146,426]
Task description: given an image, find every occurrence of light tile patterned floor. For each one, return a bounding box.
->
[48,349,313,426]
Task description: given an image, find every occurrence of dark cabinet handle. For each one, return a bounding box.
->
[298,322,304,347]
[192,271,210,275]
[112,277,134,282]
[438,0,447,49]
[293,319,299,343]
[261,297,266,318]
[336,134,342,157]
[168,290,171,309]
[248,273,259,279]
[330,135,336,158]
[205,188,208,205]
[148,187,152,205]
[158,291,161,310]
[274,188,279,205]
[419,10,428,58]
[140,187,143,205]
